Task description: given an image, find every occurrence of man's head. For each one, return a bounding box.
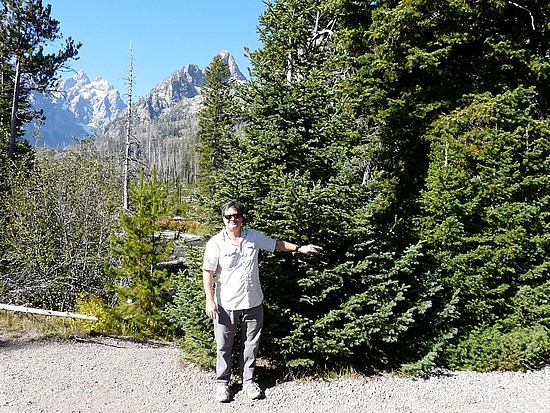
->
[221,201,245,217]
[221,201,244,229]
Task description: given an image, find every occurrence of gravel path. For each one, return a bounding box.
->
[1,336,549,413]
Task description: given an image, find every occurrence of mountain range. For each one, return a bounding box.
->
[27,50,246,149]
[27,72,126,147]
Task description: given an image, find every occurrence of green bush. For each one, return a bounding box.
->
[444,322,550,371]
[73,292,135,338]
[165,245,216,369]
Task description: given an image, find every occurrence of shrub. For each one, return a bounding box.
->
[74,293,111,335]
[444,322,550,371]
[165,245,216,368]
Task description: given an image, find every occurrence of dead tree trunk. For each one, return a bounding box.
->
[123,45,134,210]
[8,56,21,159]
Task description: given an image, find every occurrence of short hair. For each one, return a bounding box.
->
[221,201,245,217]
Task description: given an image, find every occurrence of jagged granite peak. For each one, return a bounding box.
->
[137,63,205,121]
[217,50,247,82]
[134,51,246,121]
[59,69,90,91]
[60,72,127,129]
[27,70,127,147]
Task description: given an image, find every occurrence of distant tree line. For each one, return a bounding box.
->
[1,0,549,375]
[97,111,200,185]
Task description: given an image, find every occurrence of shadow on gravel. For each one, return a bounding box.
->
[0,333,51,351]
[0,334,173,353]
[216,362,286,397]
[256,364,282,390]
[73,334,174,349]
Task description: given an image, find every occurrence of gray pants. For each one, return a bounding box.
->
[214,304,263,385]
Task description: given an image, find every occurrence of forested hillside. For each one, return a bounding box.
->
[1,0,549,374]
[95,52,245,184]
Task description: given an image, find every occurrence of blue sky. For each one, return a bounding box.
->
[46,1,266,101]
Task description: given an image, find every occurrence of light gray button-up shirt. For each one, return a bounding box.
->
[203,228,276,310]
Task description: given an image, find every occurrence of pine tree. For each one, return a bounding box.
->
[107,168,174,338]
[337,0,550,370]
[170,0,550,373]
[419,87,550,370]
[341,0,550,244]
[0,0,81,158]
[181,0,433,373]
[166,245,216,367]
[196,53,236,227]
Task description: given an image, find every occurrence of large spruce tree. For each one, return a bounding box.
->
[339,0,550,369]
[420,87,550,370]
[174,0,550,373]
[173,0,436,373]
[196,53,238,227]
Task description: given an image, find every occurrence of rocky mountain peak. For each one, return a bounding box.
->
[217,50,246,82]
[136,63,205,121]
[135,51,247,121]
[28,50,246,147]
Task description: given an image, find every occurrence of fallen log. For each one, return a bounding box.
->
[0,303,98,321]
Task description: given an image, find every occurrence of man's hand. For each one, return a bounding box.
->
[276,240,323,254]
[299,244,321,255]
[205,299,219,320]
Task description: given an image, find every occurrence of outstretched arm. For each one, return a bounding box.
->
[275,240,320,255]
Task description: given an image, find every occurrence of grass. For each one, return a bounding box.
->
[0,310,92,341]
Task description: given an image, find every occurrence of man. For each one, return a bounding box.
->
[203,201,319,402]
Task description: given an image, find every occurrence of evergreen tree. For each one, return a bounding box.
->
[171,0,550,373]
[419,87,550,370]
[335,0,550,369]
[341,0,550,241]
[107,168,174,338]
[166,245,216,367]
[0,0,81,158]
[172,0,434,373]
[196,53,236,227]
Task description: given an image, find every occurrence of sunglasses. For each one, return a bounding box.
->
[224,213,242,220]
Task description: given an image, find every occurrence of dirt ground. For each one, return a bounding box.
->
[1,335,549,413]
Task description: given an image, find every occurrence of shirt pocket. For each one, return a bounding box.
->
[240,244,257,265]
[220,250,240,269]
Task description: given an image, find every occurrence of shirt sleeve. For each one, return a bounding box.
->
[250,229,276,252]
[202,238,219,272]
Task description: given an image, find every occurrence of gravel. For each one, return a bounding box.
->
[1,335,549,413]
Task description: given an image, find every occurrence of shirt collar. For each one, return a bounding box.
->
[221,227,247,240]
